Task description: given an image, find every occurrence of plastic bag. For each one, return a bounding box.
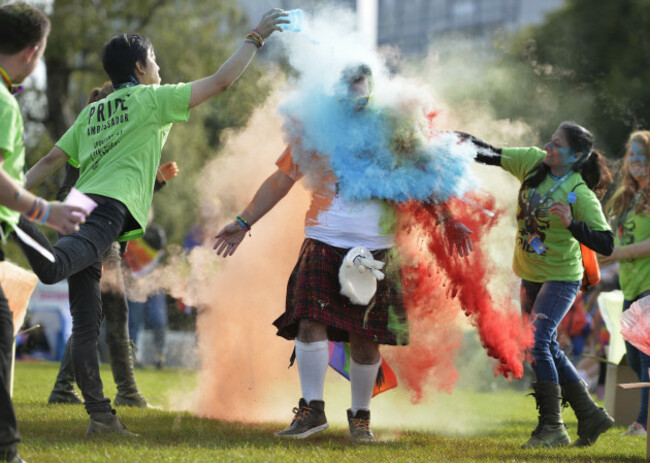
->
[621,295,650,356]
[338,246,385,305]
[0,261,38,336]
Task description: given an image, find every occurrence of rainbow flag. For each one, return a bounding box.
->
[328,341,398,397]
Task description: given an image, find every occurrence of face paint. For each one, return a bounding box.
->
[557,146,577,165]
[628,152,648,179]
[631,141,646,156]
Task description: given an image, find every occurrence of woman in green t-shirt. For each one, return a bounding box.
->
[601,130,650,437]
[463,122,615,448]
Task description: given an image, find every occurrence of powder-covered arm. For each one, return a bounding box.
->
[455,131,502,166]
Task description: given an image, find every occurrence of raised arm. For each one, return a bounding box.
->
[24,146,70,190]
[188,9,288,109]
[213,168,295,257]
[455,131,502,166]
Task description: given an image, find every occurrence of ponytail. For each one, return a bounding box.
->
[577,150,612,197]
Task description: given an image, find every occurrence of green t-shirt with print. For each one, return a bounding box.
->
[56,83,192,240]
[500,147,610,283]
[0,83,25,232]
[613,188,650,300]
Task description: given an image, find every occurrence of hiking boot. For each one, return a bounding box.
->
[562,380,614,446]
[622,422,647,436]
[86,410,138,436]
[347,409,376,442]
[521,382,571,448]
[110,340,151,408]
[275,398,328,439]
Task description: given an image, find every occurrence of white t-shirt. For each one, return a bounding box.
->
[277,146,395,250]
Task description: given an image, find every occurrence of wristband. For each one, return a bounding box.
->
[37,202,51,225]
[235,215,252,236]
[27,198,43,220]
[435,210,453,226]
[245,28,264,49]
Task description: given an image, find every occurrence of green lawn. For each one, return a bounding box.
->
[11,361,647,462]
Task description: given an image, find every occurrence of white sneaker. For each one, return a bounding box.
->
[622,422,647,436]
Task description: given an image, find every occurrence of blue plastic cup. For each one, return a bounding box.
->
[280,9,303,32]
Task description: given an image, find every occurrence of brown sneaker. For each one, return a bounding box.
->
[275,398,328,439]
[86,410,138,436]
[347,409,376,442]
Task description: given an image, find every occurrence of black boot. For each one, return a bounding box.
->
[521,382,571,448]
[562,380,614,446]
[48,338,83,404]
[110,340,150,408]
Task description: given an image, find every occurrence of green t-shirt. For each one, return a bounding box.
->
[501,147,610,283]
[613,188,650,300]
[56,83,192,240]
[0,83,25,232]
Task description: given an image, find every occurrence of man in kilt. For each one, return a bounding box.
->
[214,64,471,441]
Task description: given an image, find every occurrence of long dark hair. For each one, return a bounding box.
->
[521,121,612,197]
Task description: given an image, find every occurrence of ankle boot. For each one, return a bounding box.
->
[110,340,150,408]
[87,409,138,436]
[521,382,571,448]
[562,380,614,446]
[48,338,83,404]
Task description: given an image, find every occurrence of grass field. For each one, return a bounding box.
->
[10,360,647,462]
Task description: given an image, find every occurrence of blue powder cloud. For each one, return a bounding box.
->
[279,83,479,204]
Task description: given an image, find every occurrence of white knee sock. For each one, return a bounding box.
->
[350,357,381,413]
[295,339,329,404]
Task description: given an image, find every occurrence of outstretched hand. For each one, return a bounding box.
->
[445,220,474,258]
[213,221,247,258]
[255,9,289,39]
[46,202,87,234]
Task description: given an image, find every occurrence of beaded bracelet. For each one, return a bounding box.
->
[235,215,252,236]
[245,28,264,49]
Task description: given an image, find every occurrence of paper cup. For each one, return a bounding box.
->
[64,188,98,217]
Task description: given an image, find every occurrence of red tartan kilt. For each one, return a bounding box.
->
[273,238,409,345]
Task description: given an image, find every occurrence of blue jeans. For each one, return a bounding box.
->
[128,292,167,360]
[623,290,650,425]
[520,279,582,384]
[15,196,128,414]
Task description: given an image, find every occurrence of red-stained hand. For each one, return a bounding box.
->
[445,220,474,258]
[213,221,247,258]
